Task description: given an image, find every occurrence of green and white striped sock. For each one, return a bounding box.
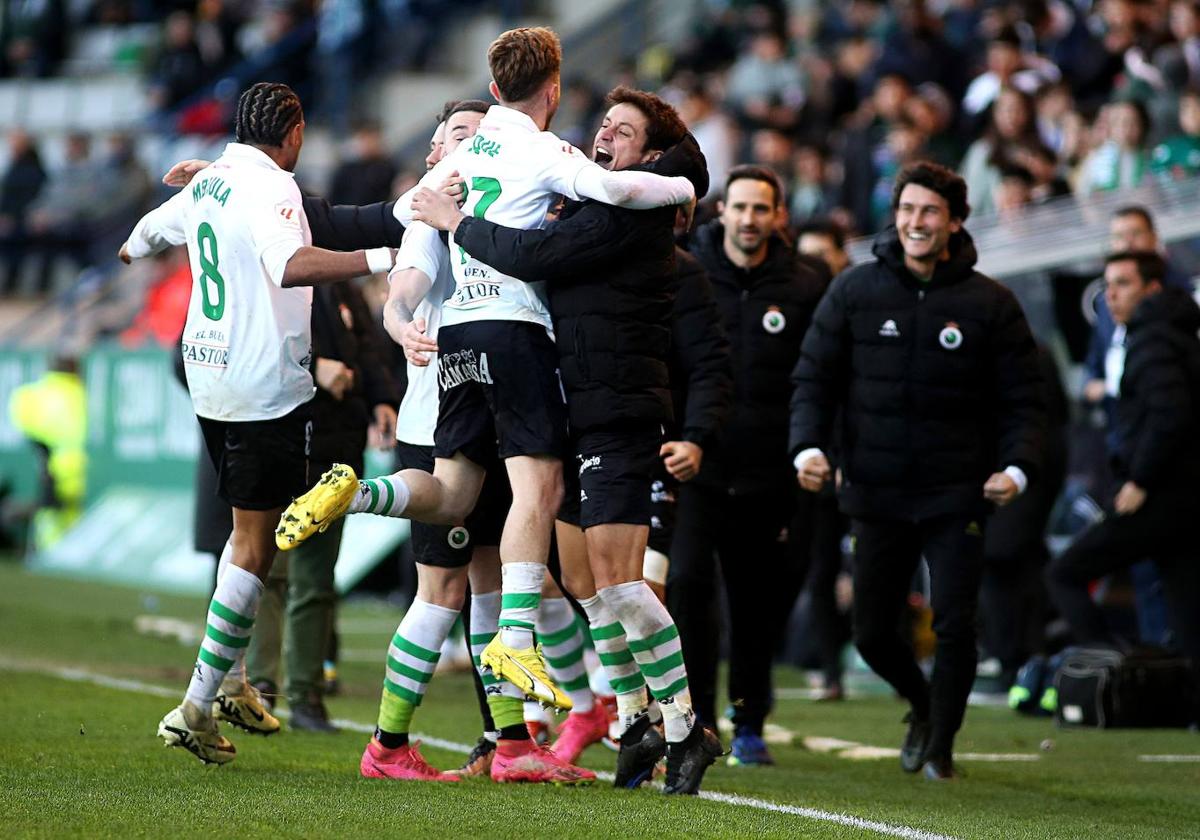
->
[378,599,459,737]
[497,562,544,649]
[599,580,695,743]
[184,563,262,708]
[579,593,647,732]
[536,597,593,713]
[349,476,410,517]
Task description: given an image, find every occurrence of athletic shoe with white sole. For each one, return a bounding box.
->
[157,703,236,765]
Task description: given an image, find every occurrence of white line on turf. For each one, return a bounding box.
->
[1138,755,1200,763]
[3,658,963,840]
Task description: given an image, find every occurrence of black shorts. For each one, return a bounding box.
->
[198,401,312,511]
[395,440,511,568]
[559,424,662,530]
[434,320,568,465]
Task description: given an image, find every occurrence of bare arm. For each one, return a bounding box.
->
[280,246,393,288]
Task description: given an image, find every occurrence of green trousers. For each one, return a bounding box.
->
[245,518,344,706]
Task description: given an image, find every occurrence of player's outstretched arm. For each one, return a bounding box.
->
[120,190,190,263]
[572,162,695,210]
[279,246,394,287]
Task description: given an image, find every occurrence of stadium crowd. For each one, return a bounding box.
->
[2,0,1199,795]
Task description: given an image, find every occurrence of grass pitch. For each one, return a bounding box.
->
[1,562,1197,839]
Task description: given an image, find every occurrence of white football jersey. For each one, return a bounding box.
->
[395,106,594,335]
[393,223,451,446]
[124,143,314,422]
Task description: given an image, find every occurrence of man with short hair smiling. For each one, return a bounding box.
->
[791,161,1044,780]
[671,165,828,767]
[1046,250,1200,724]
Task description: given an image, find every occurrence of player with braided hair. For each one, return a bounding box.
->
[119,81,399,766]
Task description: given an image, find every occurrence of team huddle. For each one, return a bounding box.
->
[123,27,725,793]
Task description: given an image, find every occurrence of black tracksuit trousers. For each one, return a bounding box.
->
[667,482,803,733]
[851,513,985,760]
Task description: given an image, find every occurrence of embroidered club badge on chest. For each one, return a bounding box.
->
[762,306,786,334]
[939,321,963,350]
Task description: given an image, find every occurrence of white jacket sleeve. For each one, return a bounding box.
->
[124,189,189,259]
[571,163,695,209]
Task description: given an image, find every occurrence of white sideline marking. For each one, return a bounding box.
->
[802,735,1039,763]
[1138,755,1200,763]
[3,658,962,840]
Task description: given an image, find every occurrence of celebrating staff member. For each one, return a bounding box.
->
[791,161,1044,780]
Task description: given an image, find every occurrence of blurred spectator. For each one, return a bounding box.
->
[315,0,367,135]
[328,122,397,207]
[962,25,1061,119]
[797,218,850,277]
[553,77,606,151]
[874,0,967,101]
[148,11,211,111]
[992,164,1036,220]
[1,0,68,78]
[0,130,46,294]
[1150,85,1200,179]
[1155,0,1200,90]
[1078,99,1152,195]
[1035,81,1076,156]
[904,83,960,165]
[749,128,794,181]
[195,0,243,71]
[788,142,840,223]
[960,86,1043,217]
[25,133,99,290]
[678,78,739,200]
[840,72,913,233]
[725,30,806,131]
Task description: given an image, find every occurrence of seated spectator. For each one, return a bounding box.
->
[1,0,68,78]
[962,25,1061,119]
[148,11,211,111]
[725,29,806,131]
[328,121,397,207]
[0,129,46,294]
[678,79,738,199]
[24,133,99,291]
[1150,85,1200,179]
[992,164,1036,220]
[796,218,850,277]
[1078,98,1153,195]
[960,86,1043,217]
[788,142,841,224]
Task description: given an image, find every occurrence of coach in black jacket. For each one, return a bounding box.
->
[669,165,828,763]
[791,162,1044,779]
[1046,252,1200,720]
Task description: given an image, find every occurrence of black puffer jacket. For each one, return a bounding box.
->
[688,219,828,494]
[453,134,709,432]
[668,247,733,448]
[1114,287,1200,493]
[790,226,1044,520]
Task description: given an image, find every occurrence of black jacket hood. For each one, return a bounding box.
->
[645,131,709,199]
[872,226,980,290]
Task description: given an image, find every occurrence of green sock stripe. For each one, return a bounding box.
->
[382,677,423,707]
[640,650,685,680]
[205,623,249,649]
[539,623,578,647]
[501,593,541,611]
[387,655,434,684]
[210,599,253,629]
[627,624,679,653]
[497,618,535,630]
[561,674,591,692]
[382,478,394,513]
[610,673,647,694]
[391,633,439,663]
[590,622,624,641]
[198,647,234,672]
[366,480,380,512]
[487,694,524,729]
[546,647,585,670]
[599,649,634,666]
[481,673,500,686]
[469,633,495,646]
[649,675,689,701]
